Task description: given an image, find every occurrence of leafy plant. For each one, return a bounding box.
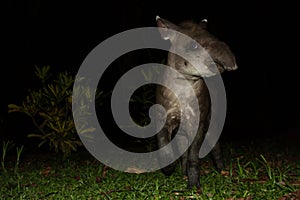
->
[14,145,23,174]
[8,66,106,159]
[1,140,15,173]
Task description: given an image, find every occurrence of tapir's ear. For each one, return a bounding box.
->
[156,16,177,41]
[199,18,208,29]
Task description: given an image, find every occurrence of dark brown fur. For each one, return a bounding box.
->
[156,17,237,189]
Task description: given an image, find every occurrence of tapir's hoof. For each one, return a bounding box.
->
[187,181,201,189]
[215,161,225,171]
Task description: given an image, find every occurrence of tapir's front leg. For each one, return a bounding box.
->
[157,127,176,175]
[173,130,189,175]
[186,125,206,189]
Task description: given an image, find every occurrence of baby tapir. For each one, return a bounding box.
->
[156,16,237,189]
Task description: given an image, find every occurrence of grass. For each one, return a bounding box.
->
[1,138,299,200]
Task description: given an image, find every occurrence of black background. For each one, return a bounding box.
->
[1,0,299,146]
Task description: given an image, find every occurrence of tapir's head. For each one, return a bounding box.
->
[156,16,238,78]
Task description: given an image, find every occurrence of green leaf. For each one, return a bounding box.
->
[34,65,51,82]
[38,140,48,148]
[27,134,43,138]
[79,127,96,134]
[7,104,23,113]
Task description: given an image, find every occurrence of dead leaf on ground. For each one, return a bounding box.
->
[125,167,146,173]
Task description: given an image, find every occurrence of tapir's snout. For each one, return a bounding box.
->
[226,64,238,71]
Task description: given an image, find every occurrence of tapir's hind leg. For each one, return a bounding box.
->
[211,141,224,171]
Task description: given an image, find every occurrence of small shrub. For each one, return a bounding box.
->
[8,66,106,159]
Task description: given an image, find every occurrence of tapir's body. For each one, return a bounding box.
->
[156,17,237,189]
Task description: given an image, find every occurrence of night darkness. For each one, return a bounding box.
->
[1,1,299,149]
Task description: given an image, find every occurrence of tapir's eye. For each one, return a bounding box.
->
[190,41,199,50]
